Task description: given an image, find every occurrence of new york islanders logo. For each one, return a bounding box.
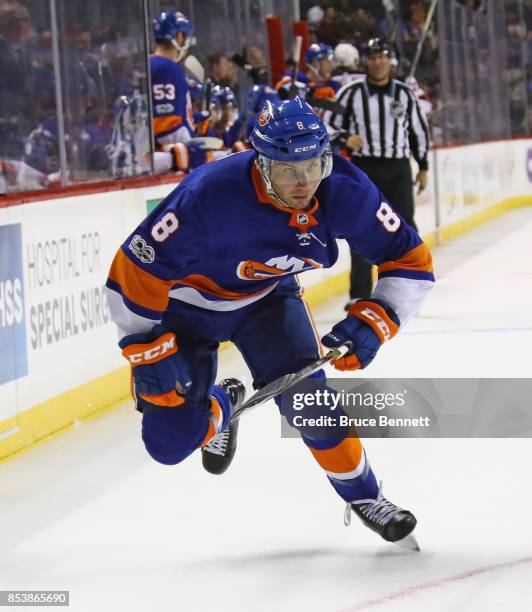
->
[237,256,322,280]
[258,108,270,127]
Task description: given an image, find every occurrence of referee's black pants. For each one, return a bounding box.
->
[349,157,417,300]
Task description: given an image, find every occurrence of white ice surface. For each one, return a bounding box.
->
[2,208,532,612]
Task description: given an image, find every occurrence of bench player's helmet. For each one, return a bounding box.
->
[305,42,334,65]
[153,11,194,61]
[250,97,332,203]
[217,86,238,108]
[246,84,280,115]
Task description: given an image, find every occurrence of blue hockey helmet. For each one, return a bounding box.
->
[217,86,237,107]
[305,42,334,65]
[246,84,280,114]
[188,79,204,105]
[250,97,332,203]
[208,84,225,111]
[250,96,330,162]
[153,11,192,41]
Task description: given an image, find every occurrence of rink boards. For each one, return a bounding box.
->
[1,139,531,460]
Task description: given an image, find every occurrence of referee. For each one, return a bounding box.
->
[325,38,431,309]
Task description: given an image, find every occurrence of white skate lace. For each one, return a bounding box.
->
[204,429,230,456]
[344,486,403,527]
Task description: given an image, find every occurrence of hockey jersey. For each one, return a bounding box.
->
[275,71,341,102]
[150,55,194,146]
[106,150,434,339]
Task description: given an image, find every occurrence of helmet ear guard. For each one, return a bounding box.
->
[322,145,333,179]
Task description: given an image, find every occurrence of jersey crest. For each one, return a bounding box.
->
[258,108,271,127]
[237,256,322,280]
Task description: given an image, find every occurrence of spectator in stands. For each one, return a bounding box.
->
[27,29,55,119]
[352,0,386,24]
[397,1,433,61]
[101,38,141,104]
[378,1,399,39]
[316,6,344,47]
[232,45,269,85]
[456,0,486,10]
[502,2,529,135]
[225,57,239,89]
[348,8,379,45]
[307,3,324,31]
[396,1,437,85]
[22,66,111,185]
[208,52,236,87]
[0,0,33,158]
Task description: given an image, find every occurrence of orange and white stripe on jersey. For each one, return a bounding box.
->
[309,437,367,481]
[108,248,174,314]
[378,242,433,276]
[153,115,183,138]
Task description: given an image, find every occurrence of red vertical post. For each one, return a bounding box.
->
[292,21,310,72]
[266,15,286,86]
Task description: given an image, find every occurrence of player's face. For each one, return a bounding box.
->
[270,158,322,209]
[318,57,334,79]
[367,52,391,82]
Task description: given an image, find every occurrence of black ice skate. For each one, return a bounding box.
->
[345,485,419,551]
[202,378,245,475]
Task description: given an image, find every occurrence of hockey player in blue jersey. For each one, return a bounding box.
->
[150,11,195,147]
[106,98,434,548]
[276,43,341,105]
[149,13,229,174]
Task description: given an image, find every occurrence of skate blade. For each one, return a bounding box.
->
[394,532,420,552]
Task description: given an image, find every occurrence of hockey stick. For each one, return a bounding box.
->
[230,344,351,423]
[184,54,213,133]
[306,97,344,114]
[184,55,205,82]
[187,136,224,150]
[408,0,440,79]
[288,35,303,98]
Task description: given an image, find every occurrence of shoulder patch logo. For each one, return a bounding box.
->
[390,100,405,119]
[128,235,155,264]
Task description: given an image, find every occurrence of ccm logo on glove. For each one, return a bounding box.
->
[123,333,177,365]
[346,301,399,344]
[321,299,400,371]
[356,306,394,342]
[120,327,191,411]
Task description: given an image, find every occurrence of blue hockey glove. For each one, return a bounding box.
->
[322,299,400,371]
[166,141,214,172]
[120,325,191,409]
[193,110,211,123]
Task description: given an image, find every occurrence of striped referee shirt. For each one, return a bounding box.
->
[325,76,431,170]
